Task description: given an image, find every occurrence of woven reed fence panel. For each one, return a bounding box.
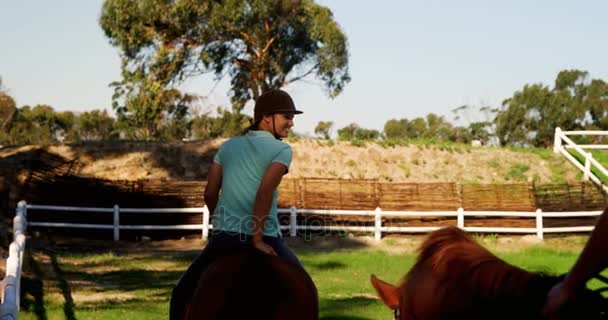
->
[298,178,379,210]
[534,182,607,212]
[21,175,608,239]
[277,179,299,208]
[461,183,535,211]
[23,178,607,213]
[24,177,206,228]
[378,182,459,211]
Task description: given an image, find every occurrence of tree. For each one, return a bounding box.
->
[190,106,251,140]
[383,119,408,140]
[337,123,358,141]
[72,110,116,141]
[582,79,608,131]
[99,0,350,117]
[314,121,333,139]
[337,123,379,141]
[112,77,193,140]
[495,69,606,147]
[3,105,67,145]
[424,113,454,140]
[355,127,379,140]
[407,117,427,139]
[0,78,16,132]
[451,104,496,144]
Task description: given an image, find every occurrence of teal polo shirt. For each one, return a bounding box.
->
[211,130,292,236]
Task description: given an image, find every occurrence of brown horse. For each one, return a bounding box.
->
[185,248,318,320]
[371,227,607,320]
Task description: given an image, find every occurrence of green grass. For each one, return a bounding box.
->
[590,149,608,173]
[17,241,606,320]
[506,163,531,181]
[568,149,608,184]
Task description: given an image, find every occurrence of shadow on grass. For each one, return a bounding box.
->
[320,296,383,320]
[20,249,48,320]
[48,250,77,320]
[309,261,347,271]
[21,245,188,318]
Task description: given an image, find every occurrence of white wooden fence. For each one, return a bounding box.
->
[20,201,602,242]
[0,201,603,318]
[554,127,608,193]
[0,201,27,320]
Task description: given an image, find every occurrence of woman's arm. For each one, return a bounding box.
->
[251,162,287,255]
[204,163,222,215]
[543,206,608,318]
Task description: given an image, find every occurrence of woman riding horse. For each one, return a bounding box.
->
[170,90,314,320]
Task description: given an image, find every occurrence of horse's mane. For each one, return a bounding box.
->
[400,227,556,318]
[397,227,606,319]
[415,226,544,297]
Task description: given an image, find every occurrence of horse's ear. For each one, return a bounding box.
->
[370,274,400,309]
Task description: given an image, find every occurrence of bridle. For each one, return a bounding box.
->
[393,305,401,320]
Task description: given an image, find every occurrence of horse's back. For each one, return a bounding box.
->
[187,248,318,320]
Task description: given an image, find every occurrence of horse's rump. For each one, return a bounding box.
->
[186,248,318,320]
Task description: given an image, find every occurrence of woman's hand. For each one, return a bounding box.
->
[253,238,278,256]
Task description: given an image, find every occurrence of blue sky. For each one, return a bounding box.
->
[1,1,607,136]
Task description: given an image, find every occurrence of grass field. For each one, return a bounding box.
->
[16,235,606,320]
[569,149,608,183]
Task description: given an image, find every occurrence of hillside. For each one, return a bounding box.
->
[0,139,582,184]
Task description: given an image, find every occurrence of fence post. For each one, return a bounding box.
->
[457,208,464,228]
[202,205,210,241]
[583,152,592,181]
[290,206,297,237]
[14,210,26,238]
[113,205,120,241]
[17,200,27,216]
[553,127,562,154]
[374,207,382,241]
[15,233,25,312]
[536,209,543,240]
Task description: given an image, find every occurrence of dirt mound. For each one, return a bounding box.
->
[0,139,579,183]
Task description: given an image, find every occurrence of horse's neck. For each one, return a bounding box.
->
[477,268,559,318]
[472,259,557,300]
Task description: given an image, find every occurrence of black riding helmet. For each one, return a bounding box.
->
[253,90,303,139]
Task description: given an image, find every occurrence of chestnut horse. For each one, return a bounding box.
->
[371,227,607,320]
[185,248,318,320]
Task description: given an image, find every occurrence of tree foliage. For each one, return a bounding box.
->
[72,110,116,141]
[99,0,350,118]
[495,70,608,147]
[383,114,456,141]
[112,75,193,140]
[0,78,16,132]
[337,123,379,141]
[0,102,119,145]
[451,104,496,144]
[314,121,333,139]
[189,106,250,140]
[0,105,70,145]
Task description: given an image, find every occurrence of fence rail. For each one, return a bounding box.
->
[0,201,27,320]
[2,201,603,318]
[22,201,602,242]
[554,127,608,194]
